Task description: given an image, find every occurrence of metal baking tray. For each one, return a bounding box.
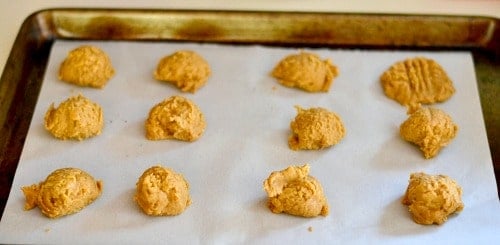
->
[0,8,498,218]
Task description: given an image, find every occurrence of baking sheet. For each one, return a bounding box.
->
[0,40,499,244]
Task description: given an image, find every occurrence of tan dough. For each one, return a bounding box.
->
[145,95,206,141]
[271,51,338,92]
[58,45,115,88]
[400,106,458,158]
[134,165,192,216]
[154,50,211,93]
[402,172,464,225]
[380,57,455,106]
[263,164,329,217]
[21,168,103,218]
[44,94,104,140]
[289,106,345,150]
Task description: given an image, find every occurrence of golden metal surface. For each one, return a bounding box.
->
[46,10,497,49]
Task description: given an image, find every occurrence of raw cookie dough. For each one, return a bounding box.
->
[145,95,206,141]
[21,168,103,218]
[271,51,339,92]
[154,50,211,93]
[289,106,345,150]
[58,45,115,88]
[380,57,455,106]
[44,94,104,140]
[263,164,329,217]
[402,172,464,225]
[134,165,192,216]
[400,106,458,159]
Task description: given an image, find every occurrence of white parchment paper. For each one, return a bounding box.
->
[1,40,499,244]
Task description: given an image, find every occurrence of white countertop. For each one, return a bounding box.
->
[1,0,499,77]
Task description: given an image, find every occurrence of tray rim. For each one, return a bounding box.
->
[39,8,500,50]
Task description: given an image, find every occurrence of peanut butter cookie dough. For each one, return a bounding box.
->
[21,168,103,218]
[154,50,211,93]
[400,106,458,159]
[58,45,115,88]
[402,172,464,225]
[145,95,206,141]
[134,165,192,216]
[263,164,329,217]
[271,51,339,92]
[380,57,455,106]
[44,94,104,140]
[289,106,345,151]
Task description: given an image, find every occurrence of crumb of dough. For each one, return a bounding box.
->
[134,165,192,216]
[402,172,463,225]
[308,226,313,232]
[263,164,329,217]
[21,168,103,218]
[154,50,211,93]
[380,57,455,106]
[271,51,338,92]
[145,95,206,141]
[400,106,458,159]
[289,106,345,150]
[58,45,115,88]
[44,94,104,140]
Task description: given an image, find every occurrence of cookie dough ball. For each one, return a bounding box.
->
[58,45,115,88]
[289,106,345,150]
[145,95,206,141]
[21,168,103,218]
[134,165,192,216]
[154,50,211,93]
[44,94,104,140]
[380,57,455,106]
[400,106,458,158]
[271,51,338,92]
[263,164,329,217]
[402,172,464,225]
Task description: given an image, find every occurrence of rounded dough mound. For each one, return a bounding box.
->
[400,106,458,159]
[44,94,104,140]
[271,51,338,92]
[402,172,463,225]
[154,50,211,93]
[134,165,192,216]
[263,164,329,217]
[145,96,206,141]
[380,57,455,106]
[21,168,103,218]
[289,106,345,150]
[58,45,115,88]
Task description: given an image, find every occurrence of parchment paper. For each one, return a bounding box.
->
[1,40,499,244]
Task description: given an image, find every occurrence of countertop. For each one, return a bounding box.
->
[1,0,499,76]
